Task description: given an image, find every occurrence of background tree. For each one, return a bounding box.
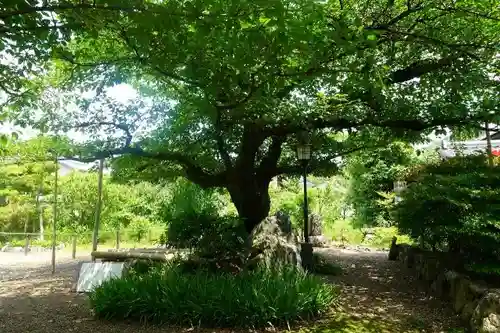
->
[345,142,418,227]
[0,136,57,237]
[8,0,500,232]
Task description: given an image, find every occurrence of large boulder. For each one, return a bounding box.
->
[453,277,473,313]
[471,291,500,333]
[275,210,292,235]
[310,235,328,247]
[479,313,500,333]
[248,215,302,268]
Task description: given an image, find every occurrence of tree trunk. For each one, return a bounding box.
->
[228,180,271,234]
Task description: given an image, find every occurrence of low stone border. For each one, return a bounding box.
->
[392,244,500,333]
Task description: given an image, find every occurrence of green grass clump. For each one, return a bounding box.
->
[89,264,338,328]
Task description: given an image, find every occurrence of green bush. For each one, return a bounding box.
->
[324,219,364,245]
[128,216,151,242]
[166,210,217,248]
[393,155,500,261]
[162,179,225,248]
[89,264,338,327]
[365,227,413,249]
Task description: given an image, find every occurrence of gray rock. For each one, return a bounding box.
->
[478,313,500,333]
[249,216,302,268]
[275,210,292,235]
[471,291,500,332]
[453,277,473,313]
[462,301,478,322]
[309,235,328,247]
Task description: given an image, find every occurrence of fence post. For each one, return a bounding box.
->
[91,158,105,262]
[72,235,77,259]
[24,235,30,256]
[116,230,120,249]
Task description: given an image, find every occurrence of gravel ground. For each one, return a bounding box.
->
[0,249,465,333]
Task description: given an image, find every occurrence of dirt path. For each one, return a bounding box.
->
[312,248,464,333]
[0,249,464,333]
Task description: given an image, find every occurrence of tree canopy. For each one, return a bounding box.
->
[2,0,500,231]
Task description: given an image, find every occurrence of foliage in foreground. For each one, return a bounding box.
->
[89,264,338,328]
[9,0,498,233]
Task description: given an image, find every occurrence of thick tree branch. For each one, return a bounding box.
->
[265,115,490,139]
[380,29,482,59]
[72,121,226,188]
[257,136,285,179]
[274,143,391,177]
[73,145,226,188]
[386,57,455,84]
[370,4,424,30]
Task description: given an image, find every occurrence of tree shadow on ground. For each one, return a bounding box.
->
[300,312,466,333]
[312,249,466,333]
[0,249,467,333]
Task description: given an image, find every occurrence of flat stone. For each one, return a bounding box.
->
[75,262,125,293]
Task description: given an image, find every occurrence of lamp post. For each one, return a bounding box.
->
[296,143,313,270]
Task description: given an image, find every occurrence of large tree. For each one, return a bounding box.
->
[5,0,500,232]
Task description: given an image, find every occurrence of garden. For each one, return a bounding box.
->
[0,0,499,332]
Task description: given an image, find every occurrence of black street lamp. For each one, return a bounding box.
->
[296,143,313,270]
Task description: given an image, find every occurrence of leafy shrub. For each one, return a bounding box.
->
[393,155,500,262]
[161,179,224,248]
[364,227,413,249]
[166,210,217,248]
[324,219,364,245]
[128,216,151,242]
[89,264,338,327]
[194,215,249,269]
